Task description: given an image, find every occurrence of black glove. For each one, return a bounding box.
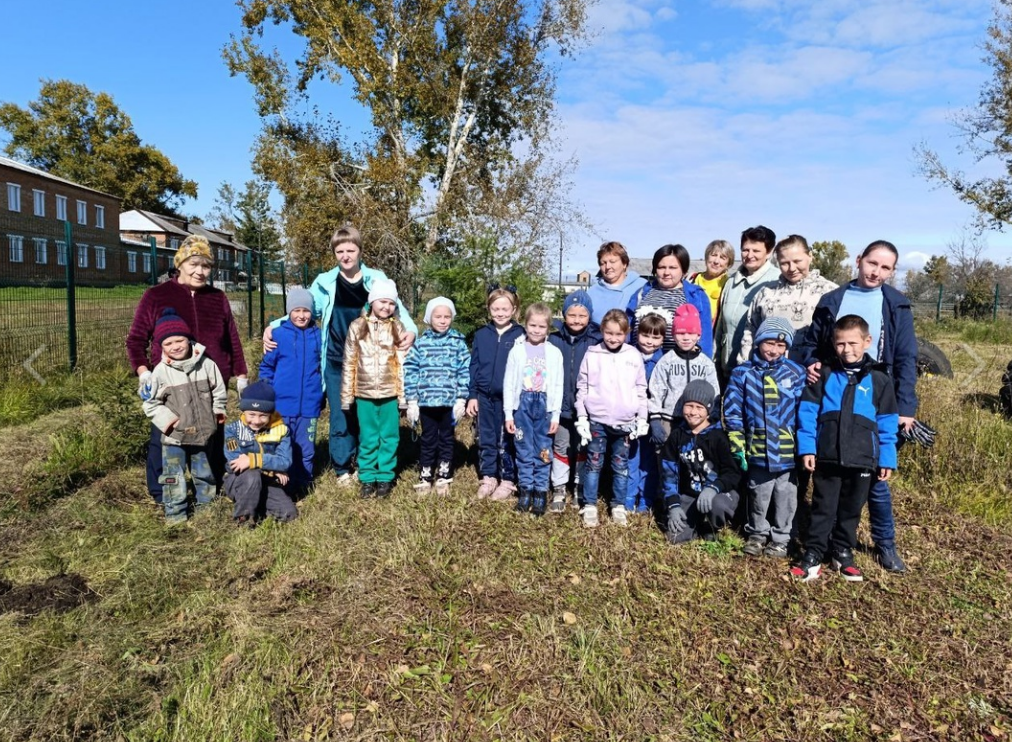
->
[899,419,937,448]
[649,420,667,446]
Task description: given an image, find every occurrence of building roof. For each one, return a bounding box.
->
[120,209,250,252]
[0,155,121,200]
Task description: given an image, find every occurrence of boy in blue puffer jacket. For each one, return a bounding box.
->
[259,288,324,493]
[404,297,471,493]
[547,290,602,513]
[723,317,806,559]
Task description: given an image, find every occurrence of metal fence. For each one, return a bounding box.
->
[0,211,313,379]
[909,284,1012,322]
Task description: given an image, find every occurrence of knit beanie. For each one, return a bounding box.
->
[672,304,702,336]
[173,235,214,268]
[153,308,193,347]
[368,277,399,304]
[287,287,314,315]
[563,289,593,317]
[680,379,717,416]
[239,380,276,413]
[754,316,794,347]
[424,296,456,324]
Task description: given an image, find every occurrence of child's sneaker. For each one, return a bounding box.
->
[476,476,497,500]
[434,478,451,495]
[832,549,864,582]
[743,536,765,557]
[375,481,393,498]
[582,504,599,528]
[336,471,358,487]
[611,504,628,527]
[490,479,516,502]
[531,490,547,517]
[360,481,377,499]
[414,467,433,492]
[763,542,789,559]
[549,487,567,514]
[515,488,532,513]
[874,543,907,574]
[789,552,822,582]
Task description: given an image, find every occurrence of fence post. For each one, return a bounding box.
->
[148,236,158,286]
[935,284,943,322]
[280,260,287,307]
[246,251,253,340]
[258,250,266,335]
[994,283,1000,322]
[64,220,77,372]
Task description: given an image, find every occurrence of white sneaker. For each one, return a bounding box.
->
[582,504,599,528]
[611,505,628,527]
[335,472,358,487]
[434,478,452,495]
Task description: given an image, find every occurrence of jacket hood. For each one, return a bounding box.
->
[422,327,465,341]
[163,342,209,373]
[594,269,644,292]
[552,319,602,344]
[240,410,285,430]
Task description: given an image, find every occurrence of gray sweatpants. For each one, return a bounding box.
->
[551,418,584,490]
[224,469,298,522]
[745,467,797,545]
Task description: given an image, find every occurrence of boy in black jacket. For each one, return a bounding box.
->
[660,380,741,544]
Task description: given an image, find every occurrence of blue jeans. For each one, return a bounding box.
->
[513,391,551,490]
[325,363,359,475]
[160,443,215,522]
[626,438,658,512]
[582,422,630,507]
[867,478,896,546]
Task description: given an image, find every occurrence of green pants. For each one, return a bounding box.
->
[356,397,399,483]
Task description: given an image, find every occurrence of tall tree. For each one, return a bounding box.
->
[207,179,283,260]
[0,79,198,214]
[810,240,852,285]
[917,0,1012,229]
[223,0,589,289]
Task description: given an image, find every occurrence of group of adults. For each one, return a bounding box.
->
[126,225,915,571]
[586,225,917,571]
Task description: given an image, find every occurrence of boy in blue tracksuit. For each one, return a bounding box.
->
[404,297,471,493]
[259,288,324,493]
[790,315,898,582]
[724,317,806,559]
[547,290,602,513]
[224,381,298,524]
[626,310,666,515]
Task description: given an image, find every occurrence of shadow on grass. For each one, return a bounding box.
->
[963,391,1003,413]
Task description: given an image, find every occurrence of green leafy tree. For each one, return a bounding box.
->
[810,240,852,285]
[223,0,589,294]
[0,79,198,214]
[904,255,950,300]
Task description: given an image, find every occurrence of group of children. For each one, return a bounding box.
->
[140,271,899,583]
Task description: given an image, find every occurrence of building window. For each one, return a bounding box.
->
[56,240,67,266]
[95,205,105,229]
[56,195,67,221]
[7,234,24,262]
[142,253,152,274]
[33,237,47,264]
[95,246,107,270]
[170,237,180,250]
[77,244,88,268]
[127,251,137,273]
[7,184,21,212]
[76,200,87,225]
[33,190,45,217]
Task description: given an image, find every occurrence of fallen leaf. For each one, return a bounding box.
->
[568,574,581,585]
[562,611,578,625]
[480,663,493,674]
[338,712,355,731]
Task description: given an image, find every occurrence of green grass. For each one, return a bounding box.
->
[0,334,1011,740]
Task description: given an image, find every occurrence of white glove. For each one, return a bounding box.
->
[406,400,420,426]
[236,377,249,394]
[452,399,466,423]
[629,418,649,441]
[137,370,153,401]
[576,417,591,447]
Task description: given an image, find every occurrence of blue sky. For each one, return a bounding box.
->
[2,0,1010,276]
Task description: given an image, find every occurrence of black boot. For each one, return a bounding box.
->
[531,490,547,517]
[515,488,532,513]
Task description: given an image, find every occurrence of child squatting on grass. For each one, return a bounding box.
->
[661,379,741,544]
[223,381,298,525]
[341,277,407,499]
[723,316,806,559]
[467,286,526,501]
[258,288,324,494]
[142,308,228,525]
[575,308,649,528]
[791,314,899,582]
[504,303,564,516]
[404,297,471,494]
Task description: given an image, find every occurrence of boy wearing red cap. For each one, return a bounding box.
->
[142,308,228,525]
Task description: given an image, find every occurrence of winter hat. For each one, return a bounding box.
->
[424,296,456,325]
[173,235,214,268]
[672,304,702,336]
[153,308,193,347]
[287,288,314,315]
[754,316,794,347]
[367,277,399,305]
[563,289,593,317]
[680,379,717,416]
[239,380,276,413]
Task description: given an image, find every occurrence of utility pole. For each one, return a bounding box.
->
[558,231,563,290]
